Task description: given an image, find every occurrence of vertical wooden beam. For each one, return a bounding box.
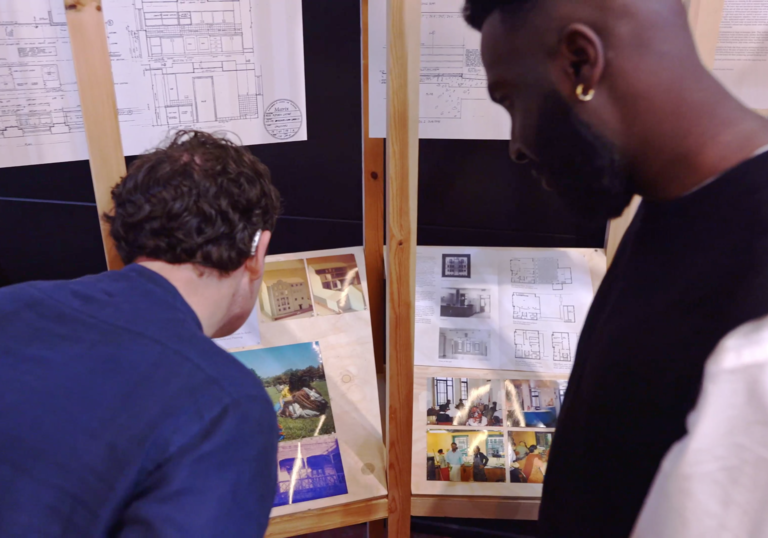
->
[385,0,419,535]
[65,0,126,270]
[363,1,386,535]
[362,0,387,377]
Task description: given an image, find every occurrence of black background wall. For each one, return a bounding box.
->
[0,0,605,287]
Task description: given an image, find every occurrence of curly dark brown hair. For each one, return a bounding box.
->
[104,130,281,273]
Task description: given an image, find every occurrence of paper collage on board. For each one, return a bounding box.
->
[0,0,306,168]
[415,246,596,374]
[413,248,606,496]
[214,247,387,517]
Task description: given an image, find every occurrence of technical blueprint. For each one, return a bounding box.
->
[414,247,596,373]
[368,0,511,139]
[0,0,306,168]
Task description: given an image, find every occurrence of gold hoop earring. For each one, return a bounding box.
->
[576,84,595,102]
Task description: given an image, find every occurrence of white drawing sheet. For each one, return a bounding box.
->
[0,0,306,168]
[368,0,511,139]
[415,246,597,373]
[711,0,768,110]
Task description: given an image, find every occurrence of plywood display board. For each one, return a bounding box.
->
[215,246,387,518]
[410,247,607,497]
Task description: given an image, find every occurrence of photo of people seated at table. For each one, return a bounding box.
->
[505,379,567,428]
[426,377,503,426]
[508,431,554,484]
[426,430,506,483]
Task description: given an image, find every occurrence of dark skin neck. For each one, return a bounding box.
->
[625,73,768,200]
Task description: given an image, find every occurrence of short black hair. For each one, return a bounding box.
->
[463,0,534,31]
[105,130,281,273]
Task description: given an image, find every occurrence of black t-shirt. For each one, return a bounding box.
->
[538,151,768,537]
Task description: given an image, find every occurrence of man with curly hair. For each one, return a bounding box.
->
[0,131,282,536]
[464,0,768,536]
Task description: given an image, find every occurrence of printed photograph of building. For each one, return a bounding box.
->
[259,259,314,322]
[442,254,471,278]
[306,254,366,316]
[274,435,348,507]
[440,287,491,318]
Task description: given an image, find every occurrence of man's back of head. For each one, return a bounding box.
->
[0,130,282,537]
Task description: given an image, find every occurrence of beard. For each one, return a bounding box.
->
[530,90,635,221]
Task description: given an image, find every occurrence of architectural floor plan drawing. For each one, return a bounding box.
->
[368,0,511,139]
[0,0,306,168]
[510,258,574,290]
[512,293,576,323]
[514,330,543,360]
[414,247,600,373]
[552,332,572,362]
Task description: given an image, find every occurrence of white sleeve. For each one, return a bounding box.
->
[632,317,768,538]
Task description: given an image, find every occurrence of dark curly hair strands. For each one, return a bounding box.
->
[463,0,536,31]
[104,130,282,273]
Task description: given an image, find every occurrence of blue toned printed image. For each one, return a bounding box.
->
[274,435,348,507]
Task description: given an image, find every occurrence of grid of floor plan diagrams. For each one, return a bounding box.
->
[414,247,595,373]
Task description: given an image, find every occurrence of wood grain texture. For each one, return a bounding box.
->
[386,0,420,535]
[412,495,540,521]
[265,496,388,538]
[363,0,387,377]
[65,0,125,270]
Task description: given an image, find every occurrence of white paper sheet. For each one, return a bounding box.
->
[0,0,306,168]
[414,246,597,373]
[711,0,768,110]
[368,0,511,139]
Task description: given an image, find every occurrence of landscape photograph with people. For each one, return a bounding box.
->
[231,341,336,441]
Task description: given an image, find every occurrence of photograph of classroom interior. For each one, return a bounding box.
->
[427,377,502,426]
[438,328,491,359]
[440,287,491,318]
[509,431,554,484]
[427,430,506,482]
[506,379,567,428]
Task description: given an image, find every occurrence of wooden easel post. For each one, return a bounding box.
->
[65,0,126,270]
[385,0,420,535]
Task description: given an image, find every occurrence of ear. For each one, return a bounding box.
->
[555,23,605,101]
[244,230,272,281]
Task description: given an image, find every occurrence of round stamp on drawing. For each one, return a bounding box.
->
[264,99,303,140]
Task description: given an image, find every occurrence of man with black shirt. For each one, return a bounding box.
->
[464,0,768,536]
